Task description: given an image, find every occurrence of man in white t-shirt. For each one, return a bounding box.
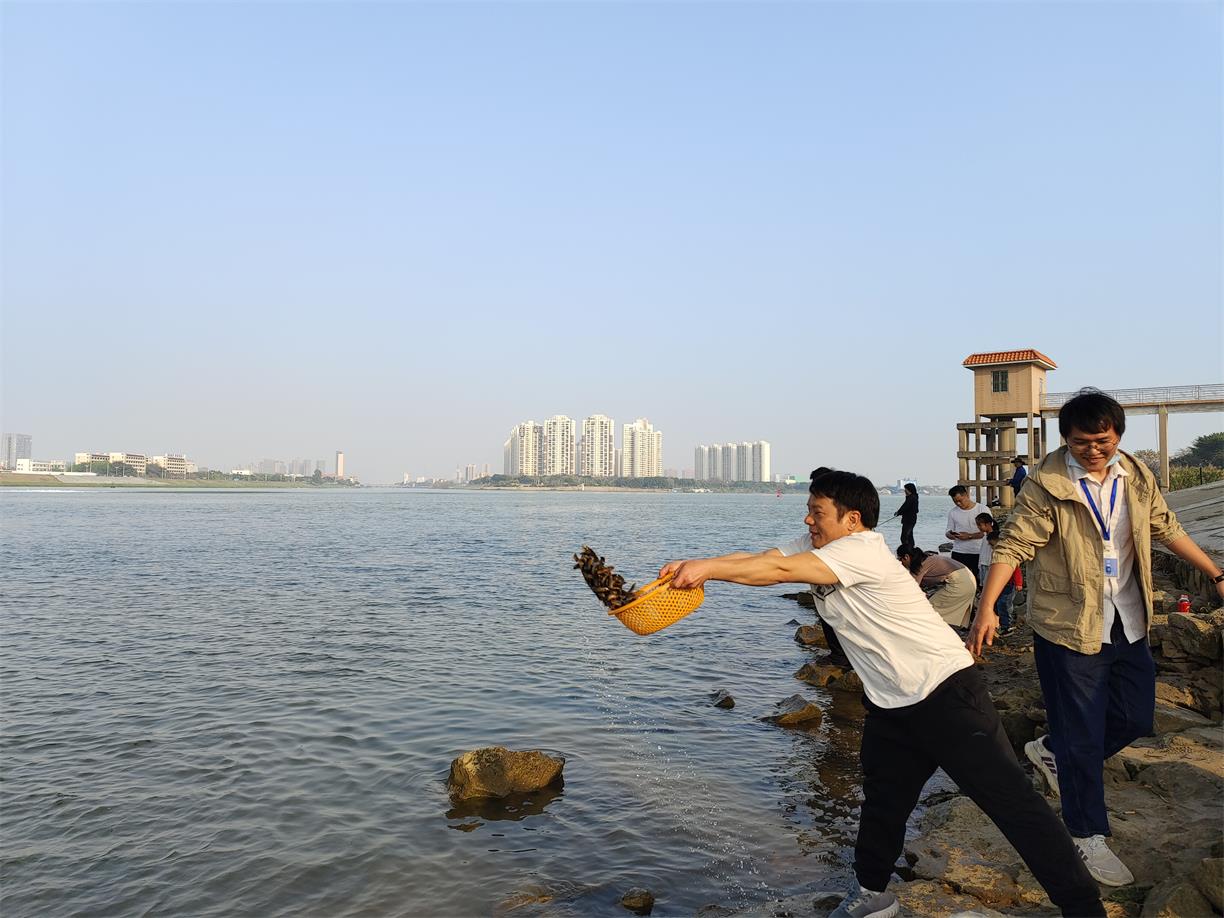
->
[662,468,1103,918]
[945,485,989,586]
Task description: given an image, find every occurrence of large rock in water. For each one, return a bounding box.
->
[763,694,823,729]
[447,746,565,801]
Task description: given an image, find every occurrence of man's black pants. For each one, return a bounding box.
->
[854,665,1104,917]
[950,551,982,586]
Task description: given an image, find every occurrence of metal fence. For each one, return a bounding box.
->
[1042,384,1224,409]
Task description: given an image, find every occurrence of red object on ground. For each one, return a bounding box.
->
[1177,594,1191,614]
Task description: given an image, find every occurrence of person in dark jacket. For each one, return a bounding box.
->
[1009,456,1028,495]
[893,482,919,549]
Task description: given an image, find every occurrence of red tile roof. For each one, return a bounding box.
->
[963,349,1057,370]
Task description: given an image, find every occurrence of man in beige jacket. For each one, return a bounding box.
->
[970,389,1224,888]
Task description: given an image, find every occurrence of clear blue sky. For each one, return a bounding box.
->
[2,1,1220,484]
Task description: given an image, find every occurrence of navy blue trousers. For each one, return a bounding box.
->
[1033,615,1155,837]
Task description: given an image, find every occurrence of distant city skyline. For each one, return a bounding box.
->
[2,3,1219,484]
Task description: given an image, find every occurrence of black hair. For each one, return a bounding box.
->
[810,466,833,480]
[809,467,880,528]
[948,485,968,498]
[896,543,926,575]
[986,529,1000,542]
[903,482,917,495]
[975,512,995,528]
[1058,388,1126,439]
[1013,456,1027,465]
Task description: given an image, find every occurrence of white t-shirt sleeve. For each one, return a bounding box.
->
[811,536,873,588]
[774,534,814,557]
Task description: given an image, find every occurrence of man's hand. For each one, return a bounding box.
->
[669,559,714,590]
[658,560,684,580]
[966,609,999,656]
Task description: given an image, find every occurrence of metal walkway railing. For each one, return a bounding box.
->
[1042,384,1224,410]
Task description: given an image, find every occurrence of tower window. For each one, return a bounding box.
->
[991,370,1009,393]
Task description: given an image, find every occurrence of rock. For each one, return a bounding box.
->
[1140,877,1214,917]
[795,624,828,648]
[1164,611,1224,662]
[810,890,844,911]
[711,689,735,709]
[905,796,1049,910]
[1191,857,1224,911]
[1137,760,1224,799]
[763,694,823,729]
[795,661,845,686]
[828,669,864,694]
[447,746,565,801]
[781,591,816,609]
[1153,702,1214,734]
[996,709,1036,752]
[1155,680,1199,711]
[893,879,1008,917]
[1188,669,1224,716]
[620,887,655,914]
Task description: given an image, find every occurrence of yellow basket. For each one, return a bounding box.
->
[609,574,705,635]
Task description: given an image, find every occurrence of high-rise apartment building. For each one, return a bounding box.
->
[504,421,544,476]
[720,443,738,482]
[335,451,346,479]
[579,414,616,478]
[737,442,753,482]
[621,418,663,478]
[752,441,771,483]
[692,439,772,482]
[694,445,708,481]
[2,433,32,470]
[542,415,576,476]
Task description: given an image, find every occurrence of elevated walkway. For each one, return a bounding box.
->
[1041,384,1224,417]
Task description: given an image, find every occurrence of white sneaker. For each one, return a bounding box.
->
[1073,834,1135,886]
[1024,735,1059,797]
[829,886,899,918]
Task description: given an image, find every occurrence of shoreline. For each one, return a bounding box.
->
[0,473,355,489]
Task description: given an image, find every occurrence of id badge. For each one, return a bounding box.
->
[1103,547,1119,579]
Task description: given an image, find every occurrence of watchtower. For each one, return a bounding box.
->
[958,349,1057,507]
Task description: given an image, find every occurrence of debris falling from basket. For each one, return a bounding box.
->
[573,545,638,610]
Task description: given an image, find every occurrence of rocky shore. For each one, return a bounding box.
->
[736,567,1223,918]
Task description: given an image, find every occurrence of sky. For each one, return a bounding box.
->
[2,0,1221,485]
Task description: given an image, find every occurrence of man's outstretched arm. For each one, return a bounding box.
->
[664,550,839,589]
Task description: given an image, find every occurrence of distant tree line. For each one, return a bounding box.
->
[1131,433,1224,491]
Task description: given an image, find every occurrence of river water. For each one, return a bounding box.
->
[1,488,957,917]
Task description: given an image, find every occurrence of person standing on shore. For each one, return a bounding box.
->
[968,389,1224,888]
[945,486,989,586]
[1009,456,1029,496]
[892,483,918,550]
[663,468,1105,918]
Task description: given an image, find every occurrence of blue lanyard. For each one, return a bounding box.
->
[1080,477,1118,542]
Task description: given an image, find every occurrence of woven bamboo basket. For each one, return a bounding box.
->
[609,574,705,635]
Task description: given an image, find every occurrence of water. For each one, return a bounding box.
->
[1,488,956,917]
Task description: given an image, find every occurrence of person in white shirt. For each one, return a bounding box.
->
[975,512,996,588]
[662,468,1103,918]
[971,389,1224,888]
[945,486,989,586]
